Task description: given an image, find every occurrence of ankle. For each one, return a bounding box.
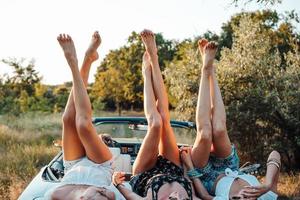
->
[84,55,96,63]
[201,68,212,77]
[67,58,78,68]
[149,52,158,60]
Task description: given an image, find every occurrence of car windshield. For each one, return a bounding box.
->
[94,122,196,145]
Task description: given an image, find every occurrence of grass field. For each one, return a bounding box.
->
[0,112,299,199]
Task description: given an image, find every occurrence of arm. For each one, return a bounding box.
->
[240,150,281,198]
[190,175,214,200]
[180,147,214,200]
[112,172,144,200]
[115,184,143,200]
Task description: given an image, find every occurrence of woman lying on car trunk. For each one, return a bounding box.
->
[112,30,212,200]
[44,32,124,200]
[180,38,281,200]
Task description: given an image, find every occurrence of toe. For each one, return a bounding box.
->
[67,34,72,42]
[94,31,99,38]
[141,30,147,36]
[57,34,62,41]
[198,38,208,47]
[211,42,217,49]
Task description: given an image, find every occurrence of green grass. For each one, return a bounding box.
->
[0,113,60,200]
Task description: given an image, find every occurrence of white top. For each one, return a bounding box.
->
[213,168,278,200]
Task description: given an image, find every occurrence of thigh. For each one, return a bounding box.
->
[191,128,212,168]
[159,123,181,166]
[62,123,85,161]
[77,123,112,164]
[211,129,232,158]
[132,128,160,175]
[210,145,240,171]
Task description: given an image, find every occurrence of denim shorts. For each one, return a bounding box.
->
[195,145,240,194]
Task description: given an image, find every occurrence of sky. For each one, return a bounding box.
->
[0,0,299,85]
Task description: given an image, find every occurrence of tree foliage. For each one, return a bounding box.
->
[218,15,282,161]
[92,31,176,114]
[164,11,300,168]
[0,10,299,169]
[164,40,200,120]
[1,58,41,96]
[220,14,300,169]
[0,58,69,114]
[0,58,41,114]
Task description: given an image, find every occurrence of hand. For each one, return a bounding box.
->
[239,184,271,199]
[100,134,113,146]
[112,171,125,186]
[180,146,194,169]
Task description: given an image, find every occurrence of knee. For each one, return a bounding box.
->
[76,115,93,135]
[147,113,162,132]
[62,112,75,126]
[212,120,227,138]
[196,124,212,143]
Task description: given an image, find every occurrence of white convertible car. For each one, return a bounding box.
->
[19,117,259,200]
[19,117,197,200]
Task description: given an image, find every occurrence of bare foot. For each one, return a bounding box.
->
[80,31,101,83]
[142,52,151,77]
[57,34,78,68]
[140,29,157,57]
[202,41,218,72]
[198,38,209,58]
[84,31,101,63]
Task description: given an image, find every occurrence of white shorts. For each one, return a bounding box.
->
[61,157,130,200]
[43,157,115,200]
[61,156,113,187]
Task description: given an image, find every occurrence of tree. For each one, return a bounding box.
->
[19,90,29,113]
[34,83,47,98]
[218,15,282,161]
[0,58,42,114]
[219,10,299,64]
[93,63,130,115]
[164,39,201,120]
[92,31,176,114]
[2,58,41,96]
[218,14,300,168]
[164,11,300,169]
[53,84,69,113]
[276,40,300,169]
